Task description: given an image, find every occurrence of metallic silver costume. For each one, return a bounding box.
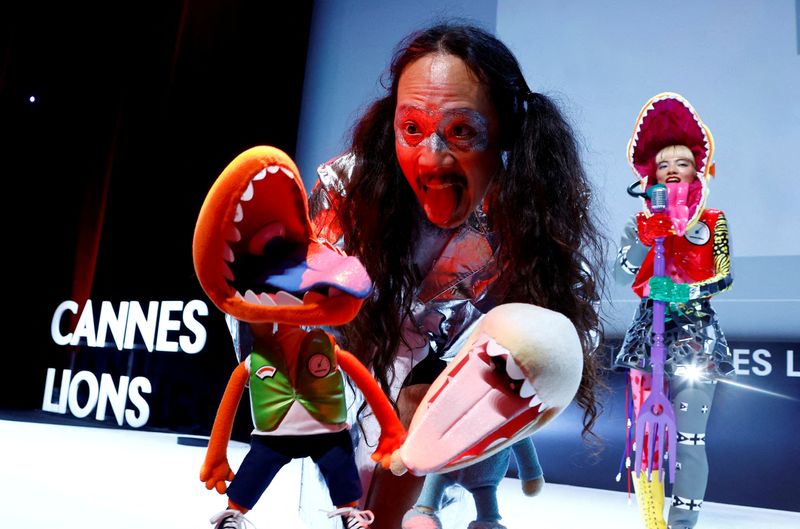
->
[308,153,509,499]
[310,153,508,386]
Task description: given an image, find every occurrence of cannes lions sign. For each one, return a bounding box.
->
[43,299,209,428]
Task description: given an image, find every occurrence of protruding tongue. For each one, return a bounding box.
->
[422,182,467,227]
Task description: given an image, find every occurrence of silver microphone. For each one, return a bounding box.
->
[650,185,668,213]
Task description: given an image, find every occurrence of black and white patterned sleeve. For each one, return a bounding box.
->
[689,212,733,300]
[614,215,651,286]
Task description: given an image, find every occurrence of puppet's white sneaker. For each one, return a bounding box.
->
[209,509,255,529]
[327,507,375,529]
[401,507,443,529]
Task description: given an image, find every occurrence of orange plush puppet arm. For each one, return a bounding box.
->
[200,361,248,494]
[335,346,406,467]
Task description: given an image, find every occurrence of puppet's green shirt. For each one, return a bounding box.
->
[248,329,346,432]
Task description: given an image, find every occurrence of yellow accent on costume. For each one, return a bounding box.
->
[633,471,667,529]
[692,213,732,294]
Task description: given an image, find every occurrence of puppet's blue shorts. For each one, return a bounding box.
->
[226,430,361,509]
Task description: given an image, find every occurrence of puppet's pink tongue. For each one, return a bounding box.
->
[422,183,466,227]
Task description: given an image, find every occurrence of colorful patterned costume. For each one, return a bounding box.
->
[616,207,734,378]
[614,93,734,529]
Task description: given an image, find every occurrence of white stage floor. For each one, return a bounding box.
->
[1,419,797,529]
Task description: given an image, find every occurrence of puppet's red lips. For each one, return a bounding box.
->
[398,336,547,475]
[665,176,682,183]
[396,304,584,476]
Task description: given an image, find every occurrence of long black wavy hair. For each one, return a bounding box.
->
[328,23,607,437]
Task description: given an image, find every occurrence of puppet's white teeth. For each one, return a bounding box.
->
[520,380,536,399]
[484,438,508,451]
[244,290,260,303]
[235,291,245,300]
[275,291,303,305]
[485,340,525,380]
[223,263,234,281]
[253,168,267,181]
[241,181,254,202]
[225,225,241,243]
[504,357,525,381]
[234,204,244,222]
[486,339,509,358]
[223,244,235,263]
[529,394,543,409]
[267,165,280,174]
[280,167,294,179]
[472,333,491,349]
[259,293,276,306]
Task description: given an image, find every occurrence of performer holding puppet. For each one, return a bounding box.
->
[614,92,734,529]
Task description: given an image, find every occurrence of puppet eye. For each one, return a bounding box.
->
[248,222,286,255]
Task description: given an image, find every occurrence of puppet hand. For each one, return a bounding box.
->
[521,476,545,497]
[200,458,235,494]
[371,429,407,469]
[389,448,407,476]
[648,276,690,303]
[637,213,673,246]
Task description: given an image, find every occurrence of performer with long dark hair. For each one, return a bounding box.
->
[308,22,607,528]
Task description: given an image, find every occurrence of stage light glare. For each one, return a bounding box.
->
[675,363,704,382]
[717,378,798,401]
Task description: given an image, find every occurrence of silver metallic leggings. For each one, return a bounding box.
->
[668,375,717,529]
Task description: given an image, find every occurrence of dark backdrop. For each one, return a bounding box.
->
[1,0,313,439]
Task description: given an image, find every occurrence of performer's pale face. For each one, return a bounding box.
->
[394,53,501,228]
[655,147,696,185]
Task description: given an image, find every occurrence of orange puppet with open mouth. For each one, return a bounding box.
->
[194,146,404,529]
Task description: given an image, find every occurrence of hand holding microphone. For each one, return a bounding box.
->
[637,185,672,246]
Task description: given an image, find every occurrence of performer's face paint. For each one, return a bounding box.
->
[655,147,696,185]
[394,53,501,228]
